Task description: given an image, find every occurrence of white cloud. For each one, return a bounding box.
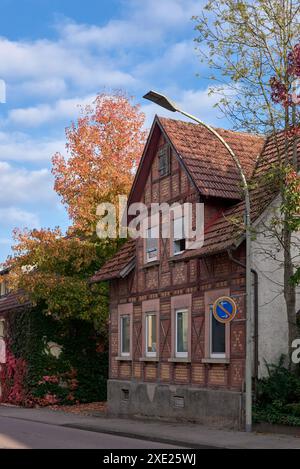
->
[0,35,135,99]
[0,131,65,162]
[0,206,40,261]
[128,0,201,27]
[8,94,96,127]
[0,0,212,260]
[59,0,201,48]
[59,20,158,49]
[0,238,12,246]
[15,78,67,99]
[0,207,40,229]
[133,40,199,84]
[0,0,202,103]
[142,87,227,128]
[0,161,54,206]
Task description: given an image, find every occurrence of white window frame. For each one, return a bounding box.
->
[210,306,226,359]
[120,315,130,357]
[175,309,188,358]
[146,225,159,263]
[145,313,157,357]
[173,216,186,256]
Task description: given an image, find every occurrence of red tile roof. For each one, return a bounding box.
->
[0,291,31,315]
[92,118,300,282]
[181,129,300,258]
[90,239,136,283]
[159,117,265,200]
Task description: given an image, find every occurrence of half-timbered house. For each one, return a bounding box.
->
[91,116,300,428]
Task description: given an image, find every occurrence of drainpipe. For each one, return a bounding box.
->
[227,249,259,391]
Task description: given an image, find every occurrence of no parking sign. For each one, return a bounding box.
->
[213,296,237,324]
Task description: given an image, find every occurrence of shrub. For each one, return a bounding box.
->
[254,356,300,426]
[256,356,300,405]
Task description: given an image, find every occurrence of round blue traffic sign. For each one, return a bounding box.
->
[213,296,237,324]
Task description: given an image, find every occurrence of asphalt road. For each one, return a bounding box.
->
[0,415,180,449]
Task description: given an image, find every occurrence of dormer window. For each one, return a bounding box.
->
[158,145,170,177]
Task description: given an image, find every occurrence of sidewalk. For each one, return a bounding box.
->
[0,405,299,449]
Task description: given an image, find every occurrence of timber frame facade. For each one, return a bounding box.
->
[92,115,294,428]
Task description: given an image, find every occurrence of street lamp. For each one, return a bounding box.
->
[143,90,253,432]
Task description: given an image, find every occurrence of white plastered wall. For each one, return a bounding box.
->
[252,195,300,377]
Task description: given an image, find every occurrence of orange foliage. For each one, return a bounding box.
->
[5,228,110,323]
[52,91,146,234]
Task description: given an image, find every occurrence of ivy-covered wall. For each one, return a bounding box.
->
[0,305,108,406]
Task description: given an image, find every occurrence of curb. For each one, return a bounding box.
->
[62,423,225,449]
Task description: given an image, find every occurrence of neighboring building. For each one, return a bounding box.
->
[0,268,31,321]
[252,194,300,375]
[0,268,31,396]
[91,116,300,428]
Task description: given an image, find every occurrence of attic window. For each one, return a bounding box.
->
[173,216,186,255]
[146,225,159,262]
[158,145,170,177]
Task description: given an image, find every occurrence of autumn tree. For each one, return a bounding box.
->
[194,0,300,360]
[4,91,146,330]
[4,228,110,332]
[52,91,146,235]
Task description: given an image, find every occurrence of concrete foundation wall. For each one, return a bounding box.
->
[108,379,244,430]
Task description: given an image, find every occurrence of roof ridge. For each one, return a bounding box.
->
[157,115,265,139]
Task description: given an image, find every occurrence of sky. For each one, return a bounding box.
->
[0,0,229,260]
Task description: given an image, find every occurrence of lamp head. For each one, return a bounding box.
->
[143,90,178,112]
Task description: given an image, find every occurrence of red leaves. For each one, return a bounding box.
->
[288,43,300,78]
[0,347,28,406]
[270,43,300,109]
[270,77,291,107]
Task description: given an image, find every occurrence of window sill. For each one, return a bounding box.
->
[202,358,230,365]
[168,253,186,263]
[173,250,185,256]
[168,357,191,363]
[139,357,159,362]
[115,356,132,361]
[143,260,160,269]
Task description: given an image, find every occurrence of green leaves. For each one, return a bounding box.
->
[6,229,118,326]
[193,0,300,134]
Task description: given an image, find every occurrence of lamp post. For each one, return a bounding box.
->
[143,90,253,432]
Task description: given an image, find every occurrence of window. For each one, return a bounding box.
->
[173,216,186,255]
[145,313,157,357]
[210,305,226,358]
[118,303,133,359]
[158,146,170,177]
[175,309,188,358]
[142,299,159,360]
[204,289,230,362]
[120,315,130,356]
[146,225,159,262]
[171,295,191,361]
